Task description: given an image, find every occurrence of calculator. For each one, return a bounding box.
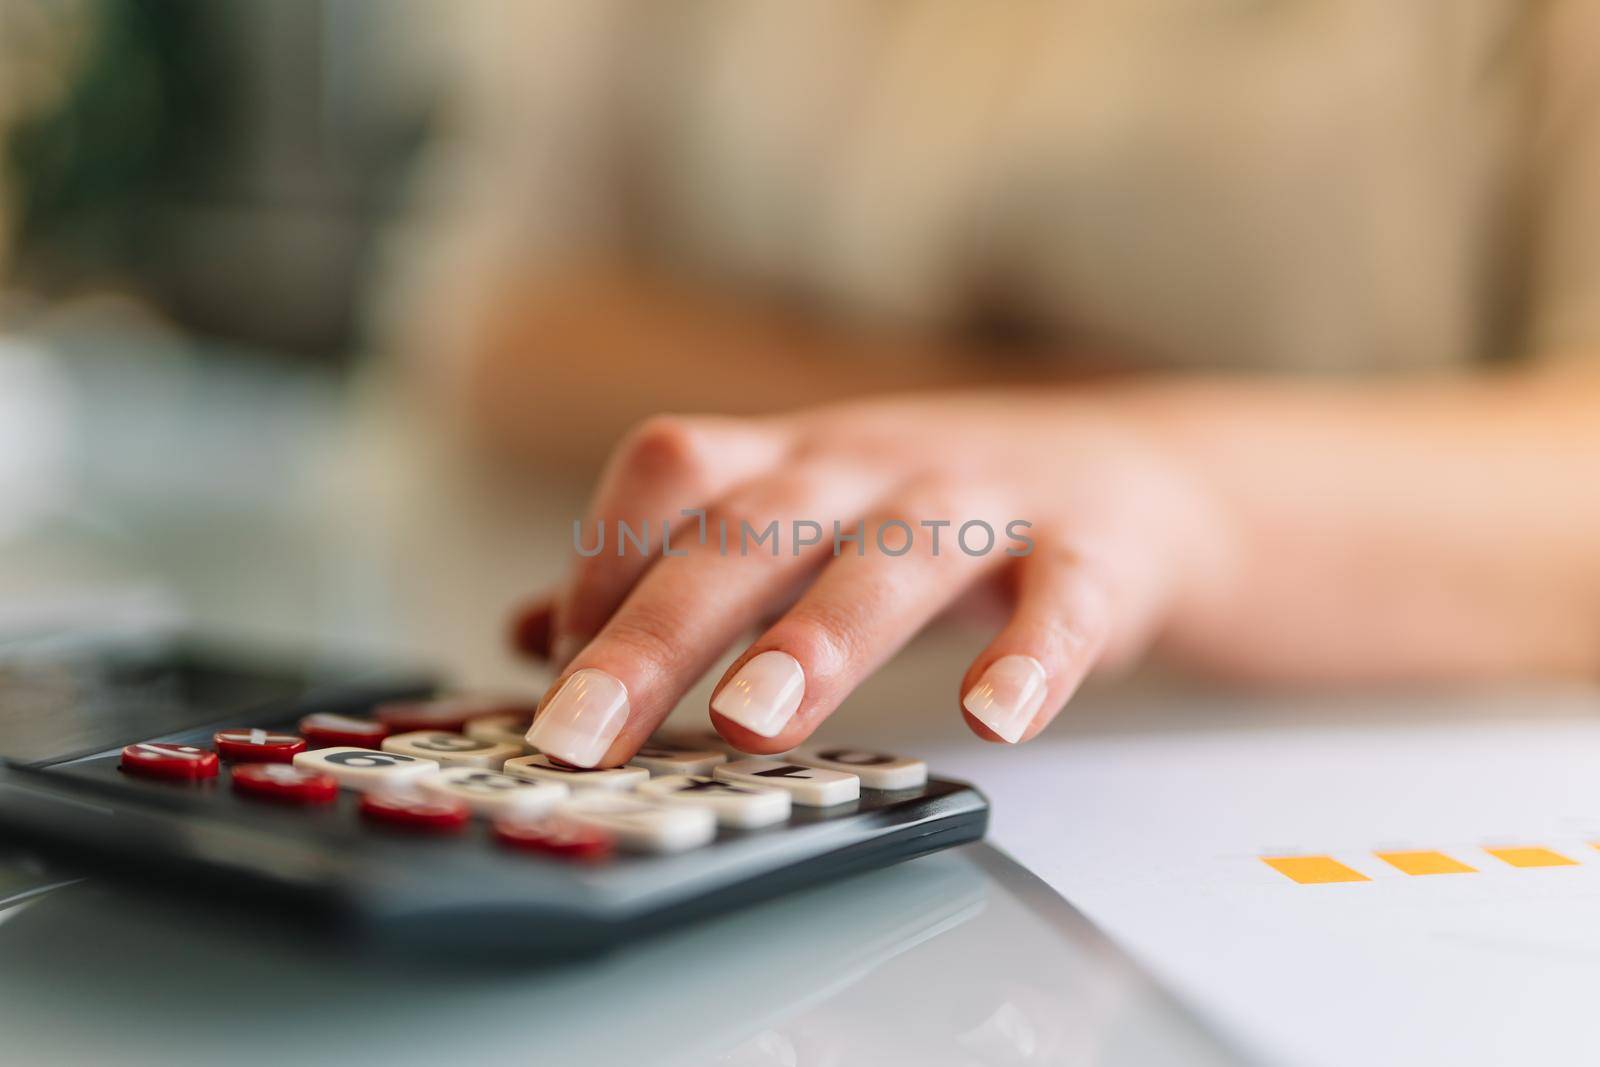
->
[0,639,988,957]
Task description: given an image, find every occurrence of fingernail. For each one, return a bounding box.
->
[962,655,1048,744]
[551,634,582,670]
[711,651,805,738]
[526,668,630,767]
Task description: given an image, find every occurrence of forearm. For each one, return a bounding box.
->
[1125,367,1600,683]
[427,261,1600,683]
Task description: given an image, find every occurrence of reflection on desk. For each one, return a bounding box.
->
[0,844,1239,1065]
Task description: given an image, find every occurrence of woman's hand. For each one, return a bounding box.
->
[511,390,1232,768]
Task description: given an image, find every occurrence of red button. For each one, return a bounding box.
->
[231,762,338,804]
[494,816,613,861]
[120,743,220,781]
[450,695,539,723]
[376,696,538,734]
[373,700,474,734]
[298,713,390,748]
[214,729,307,764]
[359,792,469,832]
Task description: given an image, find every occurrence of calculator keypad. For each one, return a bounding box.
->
[42,672,986,960]
[714,760,861,807]
[113,709,949,865]
[293,746,441,790]
[503,754,649,791]
[382,731,522,768]
[637,774,791,828]
[420,766,568,818]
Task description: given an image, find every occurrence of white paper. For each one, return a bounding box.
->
[915,695,1600,1066]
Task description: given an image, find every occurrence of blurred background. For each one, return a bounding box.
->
[0,0,512,681]
[0,0,1590,718]
[1,0,429,354]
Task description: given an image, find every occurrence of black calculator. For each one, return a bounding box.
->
[0,638,988,957]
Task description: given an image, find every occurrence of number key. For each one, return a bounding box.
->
[502,754,647,791]
[293,746,439,791]
[420,766,568,818]
[637,774,790,828]
[628,744,727,777]
[382,731,520,768]
[713,759,859,807]
[791,747,926,790]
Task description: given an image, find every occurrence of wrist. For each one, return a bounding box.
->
[1085,383,1249,667]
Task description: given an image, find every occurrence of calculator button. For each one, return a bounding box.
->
[714,760,860,807]
[213,729,306,764]
[359,792,470,832]
[298,714,390,748]
[373,700,475,734]
[650,726,767,756]
[447,694,538,721]
[231,762,338,804]
[559,792,716,853]
[637,774,790,828]
[463,711,534,748]
[382,731,522,768]
[628,744,728,777]
[791,747,927,790]
[293,746,440,791]
[120,743,219,781]
[494,816,614,861]
[502,754,648,791]
[373,693,527,732]
[419,766,568,818]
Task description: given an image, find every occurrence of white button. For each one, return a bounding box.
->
[628,743,728,777]
[293,746,440,791]
[713,759,859,807]
[648,726,795,758]
[791,747,927,790]
[419,766,568,818]
[559,792,715,853]
[381,731,522,768]
[649,727,740,754]
[502,754,648,791]
[463,712,533,749]
[637,774,791,828]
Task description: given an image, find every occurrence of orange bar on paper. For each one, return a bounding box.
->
[1485,846,1577,868]
[1261,856,1370,884]
[1375,850,1476,876]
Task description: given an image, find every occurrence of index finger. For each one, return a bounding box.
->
[553,414,790,664]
